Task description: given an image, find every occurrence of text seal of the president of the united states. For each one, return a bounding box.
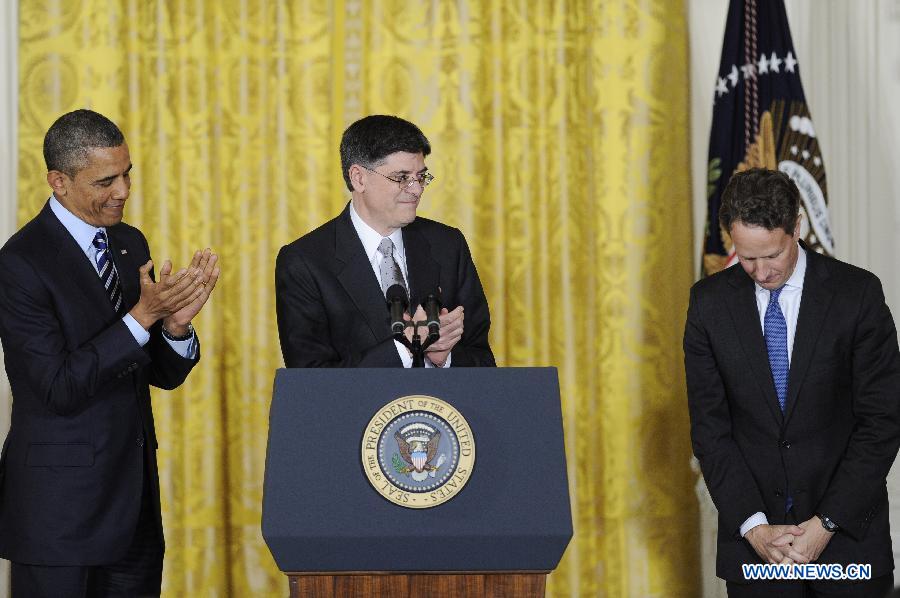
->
[361,395,475,508]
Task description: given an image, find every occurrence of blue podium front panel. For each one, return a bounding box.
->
[262,367,572,572]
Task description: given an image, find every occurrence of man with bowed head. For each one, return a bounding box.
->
[276,114,494,369]
[0,109,220,597]
[685,168,900,596]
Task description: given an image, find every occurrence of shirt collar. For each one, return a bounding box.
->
[754,243,807,295]
[49,194,105,256]
[348,201,405,262]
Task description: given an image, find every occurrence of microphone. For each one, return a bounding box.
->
[385,284,408,335]
[422,290,442,341]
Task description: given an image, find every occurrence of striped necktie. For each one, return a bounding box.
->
[93,230,123,314]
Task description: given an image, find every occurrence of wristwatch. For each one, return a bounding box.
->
[816,513,839,533]
[162,322,194,342]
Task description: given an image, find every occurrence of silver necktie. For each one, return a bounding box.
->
[377,237,407,296]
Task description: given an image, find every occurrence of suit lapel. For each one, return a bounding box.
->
[725,265,784,425]
[402,223,440,311]
[334,208,393,340]
[36,204,118,321]
[783,251,834,424]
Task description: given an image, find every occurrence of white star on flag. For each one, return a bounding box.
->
[802,149,811,160]
[727,65,739,87]
[785,51,797,73]
[769,52,782,73]
[790,145,799,155]
[813,156,822,167]
[757,54,770,74]
[715,77,729,97]
[741,63,756,80]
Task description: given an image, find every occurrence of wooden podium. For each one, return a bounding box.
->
[287,571,546,598]
[262,368,571,598]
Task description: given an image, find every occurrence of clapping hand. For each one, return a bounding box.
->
[163,248,220,335]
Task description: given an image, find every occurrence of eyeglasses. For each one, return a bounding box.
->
[361,165,435,191]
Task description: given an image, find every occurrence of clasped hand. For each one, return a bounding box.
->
[746,517,834,565]
[129,248,220,333]
[402,305,464,367]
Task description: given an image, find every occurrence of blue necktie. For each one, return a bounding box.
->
[764,286,789,412]
[765,286,792,512]
[93,230,123,314]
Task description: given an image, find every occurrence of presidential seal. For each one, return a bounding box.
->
[361,395,475,508]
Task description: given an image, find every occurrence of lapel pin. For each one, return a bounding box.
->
[120,249,127,255]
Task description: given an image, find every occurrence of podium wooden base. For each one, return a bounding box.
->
[287,572,547,598]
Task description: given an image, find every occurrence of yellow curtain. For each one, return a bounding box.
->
[17,1,697,595]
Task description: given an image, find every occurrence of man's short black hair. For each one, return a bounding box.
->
[719,168,800,235]
[339,115,431,191]
[43,109,125,176]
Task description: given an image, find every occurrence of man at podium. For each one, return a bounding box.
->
[276,115,495,368]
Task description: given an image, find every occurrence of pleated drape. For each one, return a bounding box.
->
[18,1,697,595]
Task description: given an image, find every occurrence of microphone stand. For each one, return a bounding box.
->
[394,319,439,368]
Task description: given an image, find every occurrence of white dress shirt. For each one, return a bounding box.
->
[740,246,806,537]
[49,195,197,359]
[348,202,450,368]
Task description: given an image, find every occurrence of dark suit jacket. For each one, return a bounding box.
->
[0,202,199,566]
[685,247,900,581]
[276,205,495,368]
